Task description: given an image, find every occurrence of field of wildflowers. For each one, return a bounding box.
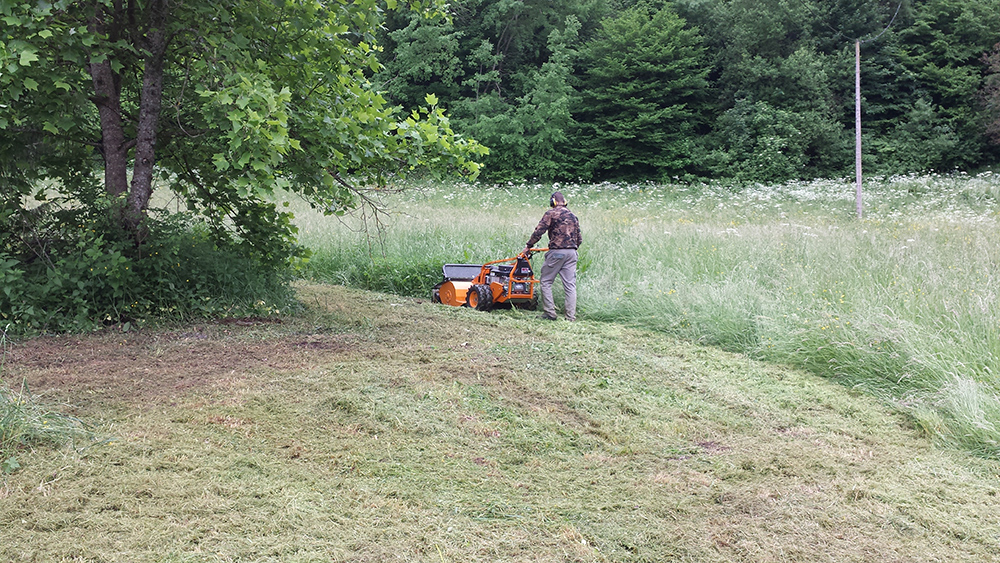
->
[293,172,1000,457]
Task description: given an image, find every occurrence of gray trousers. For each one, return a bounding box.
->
[540,249,578,321]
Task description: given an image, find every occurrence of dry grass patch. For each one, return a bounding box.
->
[1,283,999,562]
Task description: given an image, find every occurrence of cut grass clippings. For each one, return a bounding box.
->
[2,283,999,562]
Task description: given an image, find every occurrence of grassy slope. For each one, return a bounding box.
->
[2,283,999,562]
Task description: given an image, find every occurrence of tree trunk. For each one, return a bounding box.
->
[88,3,129,199]
[124,0,170,235]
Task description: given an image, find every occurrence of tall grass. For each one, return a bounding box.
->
[0,327,96,472]
[289,172,1000,457]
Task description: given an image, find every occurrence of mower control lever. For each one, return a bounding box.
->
[521,247,548,259]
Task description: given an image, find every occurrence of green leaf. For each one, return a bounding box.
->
[212,153,230,171]
[2,456,20,475]
[0,0,487,267]
[19,50,39,66]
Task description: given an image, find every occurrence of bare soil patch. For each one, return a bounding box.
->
[6,324,356,408]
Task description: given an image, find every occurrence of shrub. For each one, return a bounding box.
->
[0,197,298,334]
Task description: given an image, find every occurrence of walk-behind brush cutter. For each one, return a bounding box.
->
[431,248,547,311]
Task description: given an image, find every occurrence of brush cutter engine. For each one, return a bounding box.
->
[432,249,546,311]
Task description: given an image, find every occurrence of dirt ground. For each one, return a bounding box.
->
[5,321,355,411]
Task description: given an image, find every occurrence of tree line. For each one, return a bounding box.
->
[376,0,1000,183]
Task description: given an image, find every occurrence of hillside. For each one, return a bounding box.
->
[2,283,999,562]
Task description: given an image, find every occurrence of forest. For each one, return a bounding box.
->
[376,0,1000,183]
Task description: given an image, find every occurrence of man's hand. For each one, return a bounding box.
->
[523,246,532,257]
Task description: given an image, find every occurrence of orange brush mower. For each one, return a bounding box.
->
[431,248,547,311]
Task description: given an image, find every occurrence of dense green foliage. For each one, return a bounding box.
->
[377,0,1000,182]
[1,195,298,333]
[0,0,486,332]
[573,4,710,180]
[983,43,1000,144]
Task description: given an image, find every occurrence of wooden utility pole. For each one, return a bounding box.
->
[853,2,902,220]
[855,40,863,219]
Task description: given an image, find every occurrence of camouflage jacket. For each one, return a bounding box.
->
[526,206,581,250]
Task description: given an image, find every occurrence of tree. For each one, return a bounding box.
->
[0,0,487,331]
[983,42,1000,145]
[377,8,464,110]
[375,0,610,180]
[874,0,1000,171]
[0,0,486,246]
[572,3,711,181]
[507,17,581,180]
[438,15,582,181]
[677,0,856,182]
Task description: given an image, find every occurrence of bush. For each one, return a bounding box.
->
[710,98,848,183]
[0,198,299,334]
[867,97,961,174]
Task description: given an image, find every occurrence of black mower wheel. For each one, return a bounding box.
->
[466,284,494,311]
[431,287,441,303]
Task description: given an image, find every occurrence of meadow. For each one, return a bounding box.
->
[4,173,1000,561]
[4,284,1000,562]
[295,173,1000,459]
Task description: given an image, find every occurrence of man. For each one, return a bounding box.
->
[524,191,582,321]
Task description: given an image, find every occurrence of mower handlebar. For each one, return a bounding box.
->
[521,247,548,259]
[482,248,547,268]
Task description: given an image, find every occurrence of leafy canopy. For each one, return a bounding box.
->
[0,0,487,331]
[0,0,487,237]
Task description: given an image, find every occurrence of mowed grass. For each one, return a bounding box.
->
[294,173,1000,458]
[3,283,1000,562]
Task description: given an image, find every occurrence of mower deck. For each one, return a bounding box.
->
[431,249,545,312]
